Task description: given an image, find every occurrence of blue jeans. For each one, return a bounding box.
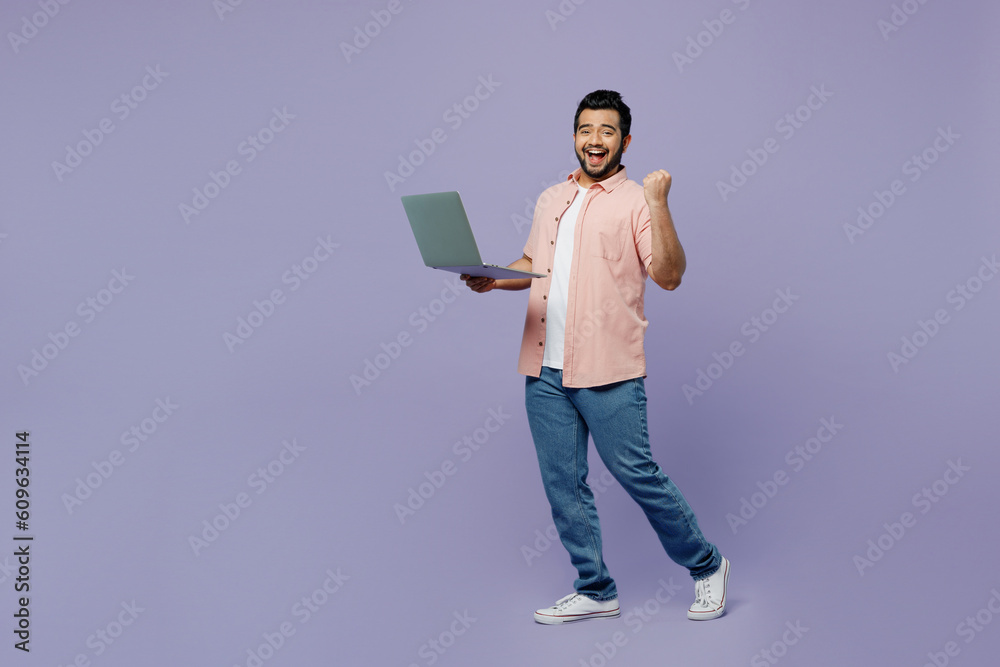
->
[525,366,721,602]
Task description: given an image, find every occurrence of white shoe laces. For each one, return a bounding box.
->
[694,579,712,606]
[554,594,581,610]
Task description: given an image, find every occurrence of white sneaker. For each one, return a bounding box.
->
[534,593,620,624]
[688,556,729,620]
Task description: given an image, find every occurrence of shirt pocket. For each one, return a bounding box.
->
[588,216,629,261]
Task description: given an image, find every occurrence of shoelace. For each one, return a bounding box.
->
[554,594,580,610]
[694,579,712,606]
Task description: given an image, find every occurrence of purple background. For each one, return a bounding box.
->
[3,0,999,665]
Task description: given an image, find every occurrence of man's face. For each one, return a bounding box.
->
[574,108,631,182]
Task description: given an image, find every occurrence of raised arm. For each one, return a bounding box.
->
[461,254,533,293]
[643,170,687,291]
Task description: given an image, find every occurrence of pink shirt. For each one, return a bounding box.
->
[518,166,654,388]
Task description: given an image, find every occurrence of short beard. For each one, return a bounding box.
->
[576,143,625,180]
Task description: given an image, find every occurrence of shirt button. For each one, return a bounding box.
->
[542,295,547,300]
[566,200,570,204]
[547,268,551,273]
[550,240,555,245]
[538,341,543,346]
[541,317,545,322]
[554,216,559,221]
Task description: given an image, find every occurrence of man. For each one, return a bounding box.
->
[461,90,729,624]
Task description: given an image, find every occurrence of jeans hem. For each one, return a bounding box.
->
[692,555,725,581]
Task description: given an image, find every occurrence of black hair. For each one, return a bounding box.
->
[574,90,631,137]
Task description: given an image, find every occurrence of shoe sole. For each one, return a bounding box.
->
[687,557,730,621]
[534,608,620,625]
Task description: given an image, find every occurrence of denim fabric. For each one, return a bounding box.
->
[525,366,721,601]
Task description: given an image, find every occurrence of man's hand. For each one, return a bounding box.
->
[643,169,672,208]
[460,255,534,293]
[461,274,497,293]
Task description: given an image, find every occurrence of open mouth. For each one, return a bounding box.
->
[585,148,608,166]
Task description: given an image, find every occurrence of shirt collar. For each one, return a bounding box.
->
[568,165,629,193]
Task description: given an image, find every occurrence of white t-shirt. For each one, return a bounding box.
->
[542,184,589,369]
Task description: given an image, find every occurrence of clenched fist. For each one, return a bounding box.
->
[643,169,672,207]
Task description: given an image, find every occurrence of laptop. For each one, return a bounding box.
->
[401,191,546,280]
